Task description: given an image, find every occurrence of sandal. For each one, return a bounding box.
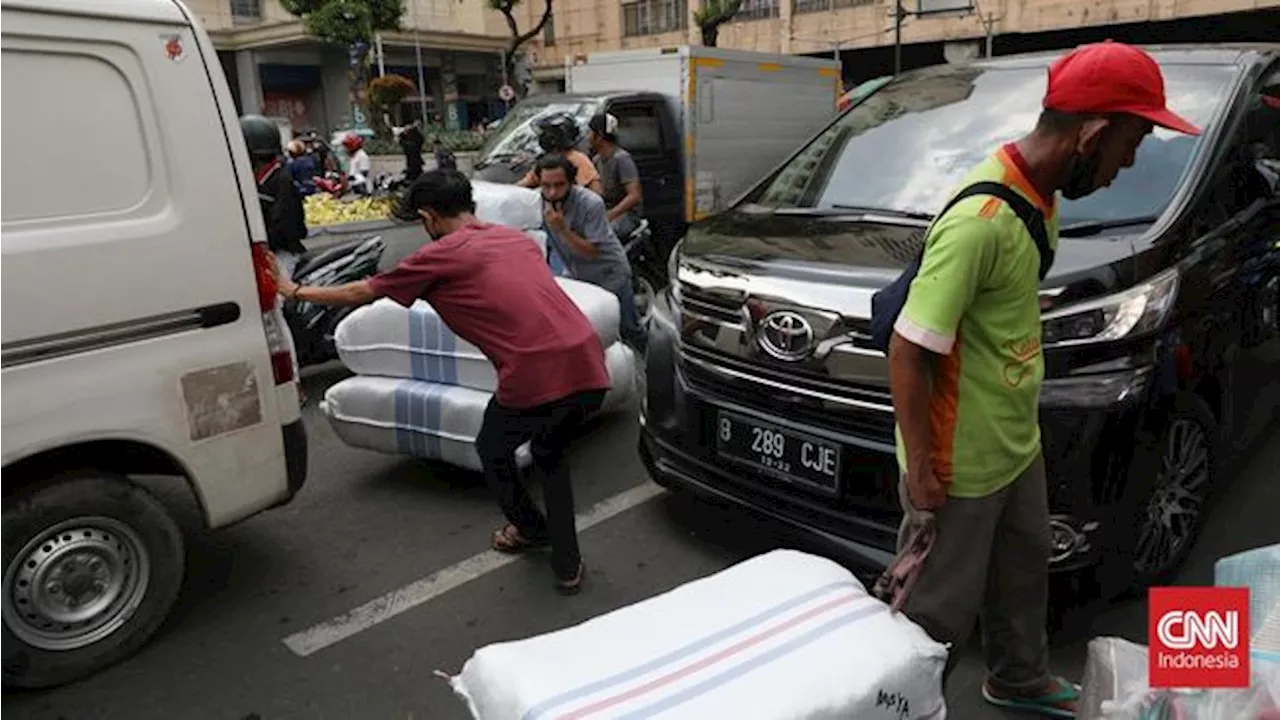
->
[491,524,547,554]
[555,562,586,596]
[982,676,1079,719]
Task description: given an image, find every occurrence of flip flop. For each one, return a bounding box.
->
[981,676,1080,719]
[491,524,548,554]
[555,562,586,596]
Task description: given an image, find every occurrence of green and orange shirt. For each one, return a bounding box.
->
[893,144,1060,498]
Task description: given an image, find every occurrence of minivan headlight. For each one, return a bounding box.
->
[1042,268,1179,347]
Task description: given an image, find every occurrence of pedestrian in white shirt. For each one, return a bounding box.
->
[341,134,373,195]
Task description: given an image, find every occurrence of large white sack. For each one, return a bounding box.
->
[446,549,948,720]
[473,180,543,230]
[335,277,621,387]
[321,344,636,472]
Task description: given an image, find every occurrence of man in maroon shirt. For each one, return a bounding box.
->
[274,170,611,594]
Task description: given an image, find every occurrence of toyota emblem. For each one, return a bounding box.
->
[758,310,815,361]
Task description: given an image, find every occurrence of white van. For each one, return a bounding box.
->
[1,0,307,687]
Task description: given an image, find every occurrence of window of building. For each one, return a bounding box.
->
[543,13,557,45]
[230,0,262,24]
[622,0,688,37]
[736,0,780,22]
[793,0,873,15]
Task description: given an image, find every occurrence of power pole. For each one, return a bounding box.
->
[893,2,904,76]
[981,11,1000,58]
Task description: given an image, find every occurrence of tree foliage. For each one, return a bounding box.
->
[488,0,553,97]
[368,74,416,111]
[280,0,404,47]
[693,0,742,47]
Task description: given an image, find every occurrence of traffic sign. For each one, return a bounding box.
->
[499,84,516,102]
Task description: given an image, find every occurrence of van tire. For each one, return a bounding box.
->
[2,472,185,689]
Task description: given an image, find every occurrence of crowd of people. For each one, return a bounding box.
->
[240,41,1207,717]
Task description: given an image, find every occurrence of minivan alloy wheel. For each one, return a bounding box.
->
[3,517,151,652]
[1133,417,1211,576]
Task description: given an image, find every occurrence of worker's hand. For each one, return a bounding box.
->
[904,461,947,512]
[544,205,567,232]
[271,260,299,299]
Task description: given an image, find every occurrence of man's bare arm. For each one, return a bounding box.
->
[606,180,642,222]
[888,331,935,484]
[290,280,378,306]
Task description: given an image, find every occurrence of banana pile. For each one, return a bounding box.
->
[304,194,397,227]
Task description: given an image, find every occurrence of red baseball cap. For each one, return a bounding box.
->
[1043,40,1201,136]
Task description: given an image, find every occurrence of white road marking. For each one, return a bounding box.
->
[282,482,666,657]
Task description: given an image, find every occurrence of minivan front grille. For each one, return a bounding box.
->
[679,344,897,448]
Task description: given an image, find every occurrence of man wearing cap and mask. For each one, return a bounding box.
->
[588,112,644,240]
[886,41,1201,718]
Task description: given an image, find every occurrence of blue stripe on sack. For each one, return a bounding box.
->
[402,381,446,459]
[393,381,411,454]
[408,302,463,384]
[439,313,457,385]
[522,580,857,720]
[615,603,887,720]
[424,382,443,458]
[409,304,425,381]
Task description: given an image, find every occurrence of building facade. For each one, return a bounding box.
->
[190,0,515,135]
[517,0,1280,91]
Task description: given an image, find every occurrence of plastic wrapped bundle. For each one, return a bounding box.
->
[473,180,543,230]
[321,343,637,472]
[1215,544,1280,642]
[443,549,948,720]
[334,277,621,387]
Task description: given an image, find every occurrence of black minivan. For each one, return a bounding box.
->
[640,46,1280,593]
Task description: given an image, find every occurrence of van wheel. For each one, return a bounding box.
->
[2,472,184,689]
[1094,395,1217,598]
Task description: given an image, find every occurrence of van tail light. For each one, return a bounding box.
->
[250,242,296,385]
[251,242,278,313]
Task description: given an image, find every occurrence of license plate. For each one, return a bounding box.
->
[715,410,842,493]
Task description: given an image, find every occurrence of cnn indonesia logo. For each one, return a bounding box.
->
[1148,587,1250,688]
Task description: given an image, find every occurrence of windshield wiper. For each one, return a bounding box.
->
[1059,215,1159,238]
[828,204,935,222]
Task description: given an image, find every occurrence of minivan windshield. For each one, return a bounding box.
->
[749,62,1236,226]
[474,99,602,166]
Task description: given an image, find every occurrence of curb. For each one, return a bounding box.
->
[307,218,403,237]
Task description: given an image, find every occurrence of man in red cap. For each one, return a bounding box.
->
[886,40,1199,718]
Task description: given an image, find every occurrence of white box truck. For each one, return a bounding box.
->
[473,46,842,245]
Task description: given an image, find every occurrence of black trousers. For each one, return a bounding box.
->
[474,390,606,579]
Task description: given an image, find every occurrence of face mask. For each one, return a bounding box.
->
[1061,150,1101,200]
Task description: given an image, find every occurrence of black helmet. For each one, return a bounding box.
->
[534,112,581,153]
[240,115,283,161]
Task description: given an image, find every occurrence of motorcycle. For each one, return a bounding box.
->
[621,219,666,325]
[284,234,387,367]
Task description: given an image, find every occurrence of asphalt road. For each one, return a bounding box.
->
[4,238,1279,718]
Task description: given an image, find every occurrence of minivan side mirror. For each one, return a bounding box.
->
[1252,156,1280,199]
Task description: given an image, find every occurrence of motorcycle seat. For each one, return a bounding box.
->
[293,236,375,279]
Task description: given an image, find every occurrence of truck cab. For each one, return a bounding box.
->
[472,91,686,248]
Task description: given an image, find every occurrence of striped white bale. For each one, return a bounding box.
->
[321,343,637,472]
[446,549,948,720]
[334,277,621,388]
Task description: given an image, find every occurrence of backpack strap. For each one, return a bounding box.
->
[933,180,1055,280]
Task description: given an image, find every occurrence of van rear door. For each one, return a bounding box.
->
[0,2,294,524]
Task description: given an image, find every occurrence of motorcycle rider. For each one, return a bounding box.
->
[342,133,373,196]
[242,114,307,400]
[517,113,603,196]
[535,153,646,351]
[286,140,320,197]
[587,112,644,240]
[243,115,308,278]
